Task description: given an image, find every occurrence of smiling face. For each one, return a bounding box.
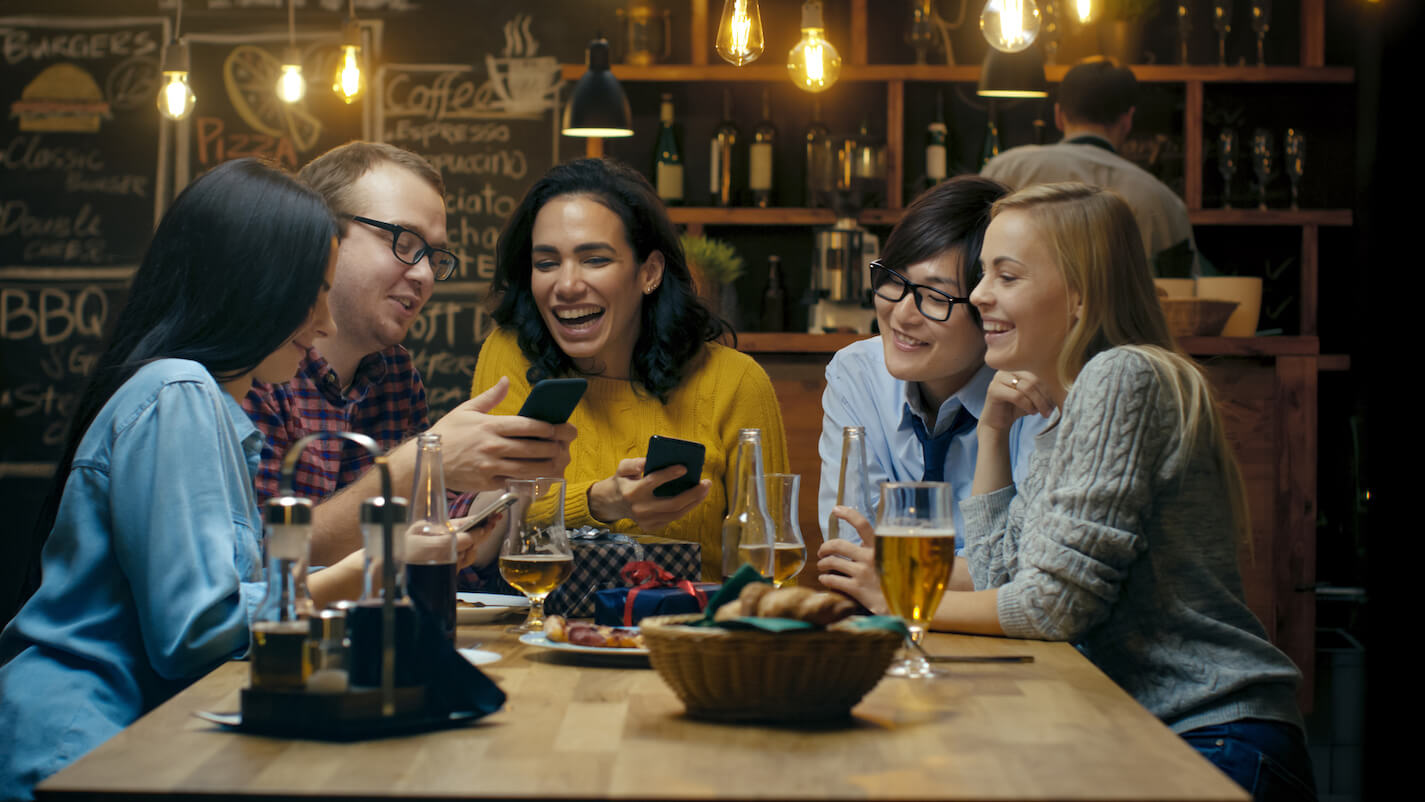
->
[971,209,1081,396]
[875,250,987,410]
[253,239,338,385]
[324,162,445,360]
[528,194,664,377]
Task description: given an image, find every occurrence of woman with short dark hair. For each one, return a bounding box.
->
[474,158,788,580]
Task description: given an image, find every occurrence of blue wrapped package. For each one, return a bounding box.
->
[593,582,721,627]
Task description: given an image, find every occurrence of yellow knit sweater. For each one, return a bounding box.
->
[472,327,789,580]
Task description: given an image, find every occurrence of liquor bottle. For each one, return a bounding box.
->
[251,496,318,690]
[653,92,684,205]
[759,255,786,331]
[405,433,457,644]
[350,496,422,688]
[749,87,777,208]
[720,428,775,579]
[979,106,1002,171]
[828,425,875,542]
[710,88,740,206]
[804,98,833,208]
[925,91,948,186]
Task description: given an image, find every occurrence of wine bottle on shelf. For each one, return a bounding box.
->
[804,98,833,208]
[750,87,777,208]
[925,91,948,187]
[710,89,740,207]
[979,105,1002,171]
[759,255,786,332]
[653,92,684,206]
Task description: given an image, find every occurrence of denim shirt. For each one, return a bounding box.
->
[0,359,265,801]
[818,337,1044,547]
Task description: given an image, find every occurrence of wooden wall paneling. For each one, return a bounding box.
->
[1185,81,1204,209]
[1275,355,1318,710]
[887,80,904,209]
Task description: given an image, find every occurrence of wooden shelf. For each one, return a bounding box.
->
[668,207,834,226]
[1187,209,1353,226]
[561,64,1355,85]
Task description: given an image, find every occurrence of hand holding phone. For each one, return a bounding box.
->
[516,378,588,424]
[643,435,706,498]
[453,491,519,534]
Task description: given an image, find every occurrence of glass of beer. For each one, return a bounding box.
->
[874,481,955,678]
[750,473,806,587]
[499,477,573,633]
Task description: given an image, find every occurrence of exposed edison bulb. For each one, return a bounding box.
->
[716,0,765,65]
[157,71,195,120]
[980,0,1043,53]
[333,45,365,104]
[787,1,841,93]
[277,64,306,103]
[1076,0,1095,23]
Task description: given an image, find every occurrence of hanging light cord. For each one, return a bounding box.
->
[174,0,184,42]
[288,0,296,48]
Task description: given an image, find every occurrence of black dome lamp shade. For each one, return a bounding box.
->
[977,44,1049,98]
[562,35,634,137]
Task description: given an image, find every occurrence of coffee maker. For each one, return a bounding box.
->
[807,217,879,333]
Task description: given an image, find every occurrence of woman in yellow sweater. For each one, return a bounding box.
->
[472,158,788,580]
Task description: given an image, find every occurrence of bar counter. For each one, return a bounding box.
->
[38,621,1247,802]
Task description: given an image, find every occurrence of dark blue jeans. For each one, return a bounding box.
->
[1181,719,1317,802]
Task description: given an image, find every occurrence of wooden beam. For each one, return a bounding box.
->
[850,0,868,66]
[1185,80,1204,209]
[692,0,708,66]
[1299,224,1318,335]
[1274,355,1318,710]
[1301,0,1325,67]
[887,80,904,209]
[585,137,604,159]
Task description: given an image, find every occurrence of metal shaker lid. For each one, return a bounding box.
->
[264,495,314,525]
[360,495,409,524]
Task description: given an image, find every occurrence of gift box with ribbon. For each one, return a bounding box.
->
[592,561,720,626]
[539,530,701,618]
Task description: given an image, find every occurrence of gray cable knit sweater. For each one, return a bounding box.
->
[959,347,1303,733]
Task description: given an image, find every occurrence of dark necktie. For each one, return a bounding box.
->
[909,404,976,483]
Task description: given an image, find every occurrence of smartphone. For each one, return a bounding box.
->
[644,435,706,498]
[453,491,519,534]
[516,378,588,424]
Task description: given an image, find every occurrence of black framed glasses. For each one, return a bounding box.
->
[869,261,969,322]
[352,216,459,280]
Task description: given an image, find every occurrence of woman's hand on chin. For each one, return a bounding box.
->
[815,506,889,615]
[588,458,712,531]
[979,370,1056,432]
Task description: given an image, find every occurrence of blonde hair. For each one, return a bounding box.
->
[297,141,444,228]
[990,182,1252,555]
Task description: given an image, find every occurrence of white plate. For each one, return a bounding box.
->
[456,592,529,625]
[518,631,649,662]
[458,647,502,666]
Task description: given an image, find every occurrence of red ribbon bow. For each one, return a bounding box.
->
[620,560,707,627]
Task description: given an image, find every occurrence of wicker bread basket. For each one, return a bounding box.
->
[1158,297,1239,337]
[640,613,903,722]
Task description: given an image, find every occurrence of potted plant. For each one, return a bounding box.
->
[680,234,745,327]
[1097,0,1161,64]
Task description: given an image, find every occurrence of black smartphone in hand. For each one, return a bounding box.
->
[516,378,588,424]
[644,435,706,498]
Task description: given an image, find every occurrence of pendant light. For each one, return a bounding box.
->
[157,0,195,120]
[787,1,841,93]
[333,0,365,104]
[277,0,305,103]
[715,0,765,65]
[562,35,634,138]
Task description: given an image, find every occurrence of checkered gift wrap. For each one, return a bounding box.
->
[538,533,701,618]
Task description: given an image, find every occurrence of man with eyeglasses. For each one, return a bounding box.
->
[244,142,575,566]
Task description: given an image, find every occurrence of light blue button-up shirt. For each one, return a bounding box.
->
[817,337,1044,547]
[0,359,265,801]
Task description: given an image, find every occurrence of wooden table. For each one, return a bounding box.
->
[37,623,1247,801]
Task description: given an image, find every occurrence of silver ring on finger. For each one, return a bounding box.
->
[1010,375,1021,388]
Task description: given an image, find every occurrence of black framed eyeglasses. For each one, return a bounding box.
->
[869,261,969,322]
[352,216,459,281]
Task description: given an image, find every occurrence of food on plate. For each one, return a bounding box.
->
[456,598,487,608]
[713,584,858,627]
[543,615,645,649]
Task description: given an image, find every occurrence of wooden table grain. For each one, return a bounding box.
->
[37,623,1248,801]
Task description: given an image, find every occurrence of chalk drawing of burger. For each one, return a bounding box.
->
[11,63,114,133]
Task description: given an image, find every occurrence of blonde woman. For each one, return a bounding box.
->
[938,183,1313,801]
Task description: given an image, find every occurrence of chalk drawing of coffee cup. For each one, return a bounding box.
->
[484,53,560,114]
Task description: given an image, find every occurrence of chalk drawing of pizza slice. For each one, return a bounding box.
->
[10,63,114,133]
[223,45,322,152]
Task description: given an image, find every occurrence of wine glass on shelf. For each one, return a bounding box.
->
[1251,127,1274,211]
[874,481,955,679]
[1212,0,1233,66]
[1217,127,1238,209]
[1284,128,1305,210]
[757,473,807,587]
[499,478,572,634]
[1177,1,1193,65]
[1250,0,1271,66]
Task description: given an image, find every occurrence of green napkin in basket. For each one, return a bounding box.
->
[694,565,909,636]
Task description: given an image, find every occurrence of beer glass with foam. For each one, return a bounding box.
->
[874,481,955,678]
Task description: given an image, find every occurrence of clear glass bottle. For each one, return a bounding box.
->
[251,496,317,690]
[405,433,457,643]
[710,88,740,206]
[979,107,1002,171]
[721,428,776,578]
[749,86,777,208]
[653,92,684,205]
[829,425,875,542]
[350,496,421,688]
[925,91,948,186]
[759,254,786,332]
[803,98,833,208]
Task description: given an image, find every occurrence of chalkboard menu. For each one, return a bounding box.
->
[378,50,560,418]
[1,15,168,477]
